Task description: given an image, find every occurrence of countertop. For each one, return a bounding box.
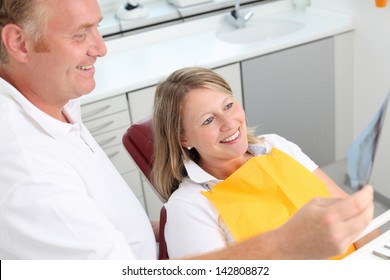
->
[344,228,390,260]
[83,0,355,105]
[98,0,258,37]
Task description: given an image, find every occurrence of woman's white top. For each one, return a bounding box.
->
[165,134,318,259]
[0,77,156,259]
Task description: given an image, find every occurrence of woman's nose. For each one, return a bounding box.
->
[220,114,235,131]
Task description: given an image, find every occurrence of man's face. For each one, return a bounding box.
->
[24,0,107,107]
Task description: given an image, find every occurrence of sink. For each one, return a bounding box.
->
[216,18,305,44]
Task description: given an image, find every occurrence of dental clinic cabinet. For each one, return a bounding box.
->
[81,32,354,220]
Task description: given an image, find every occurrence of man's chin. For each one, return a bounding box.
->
[80,82,96,96]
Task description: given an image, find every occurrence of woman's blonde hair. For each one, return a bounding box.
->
[152,67,259,201]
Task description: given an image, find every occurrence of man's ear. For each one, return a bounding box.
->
[1,24,29,63]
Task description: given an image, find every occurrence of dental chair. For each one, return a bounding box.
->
[122,116,169,260]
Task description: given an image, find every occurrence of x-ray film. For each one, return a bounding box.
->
[347,91,390,191]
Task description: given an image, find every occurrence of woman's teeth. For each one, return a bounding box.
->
[221,130,240,143]
[77,65,93,71]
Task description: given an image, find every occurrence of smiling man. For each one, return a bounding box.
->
[0,0,157,259]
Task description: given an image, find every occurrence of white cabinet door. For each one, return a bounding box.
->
[214,63,243,106]
[241,38,335,167]
[128,86,157,123]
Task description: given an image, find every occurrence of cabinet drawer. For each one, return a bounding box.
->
[83,110,130,136]
[93,128,126,149]
[104,144,136,173]
[81,94,128,122]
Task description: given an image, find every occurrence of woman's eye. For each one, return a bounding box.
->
[224,102,233,110]
[203,117,213,125]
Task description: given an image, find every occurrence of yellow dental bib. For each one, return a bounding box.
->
[202,148,355,259]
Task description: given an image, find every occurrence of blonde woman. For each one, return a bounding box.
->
[152,67,374,259]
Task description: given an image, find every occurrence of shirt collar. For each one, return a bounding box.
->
[1,77,82,139]
[184,142,269,184]
[183,159,218,184]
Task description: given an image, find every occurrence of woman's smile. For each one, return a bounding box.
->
[220,129,240,143]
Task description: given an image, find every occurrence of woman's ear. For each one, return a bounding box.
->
[1,24,29,63]
[180,136,192,150]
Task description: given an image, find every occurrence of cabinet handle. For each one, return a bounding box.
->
[82,105,111,120]
[98,136,117,147]
[107,151,119,159]
[89,120,114,134]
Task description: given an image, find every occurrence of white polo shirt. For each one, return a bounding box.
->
[0,77,156,259]
[165,135,318,259]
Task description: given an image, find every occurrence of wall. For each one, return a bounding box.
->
[312,0,390,202]
[311,0,390,137]
[99,0,123,11]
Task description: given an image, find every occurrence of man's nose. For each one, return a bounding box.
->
[88,28,107,57]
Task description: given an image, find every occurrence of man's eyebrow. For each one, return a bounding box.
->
[78,17,103,29]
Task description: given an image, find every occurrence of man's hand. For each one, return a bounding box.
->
[275,185,374,259]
